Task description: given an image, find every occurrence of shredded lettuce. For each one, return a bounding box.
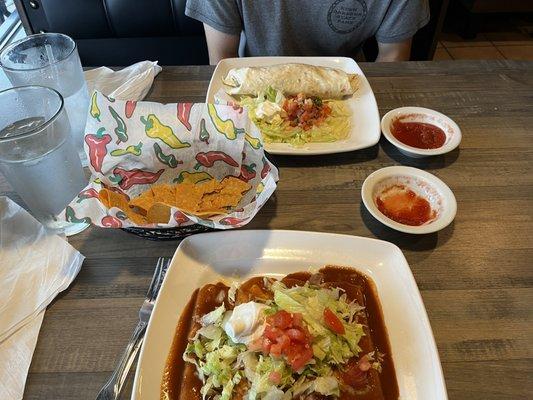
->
[264,86,278,103]
[312,376,340,396]
[220,372,241,400]
[200,304,226,326]
[184,279,368,399]
[263,387,284,400]
[272,281,365,366]
[247,355,293,400]
[228,282,239,304]
[185,302,246,400]
[238,87,350,146]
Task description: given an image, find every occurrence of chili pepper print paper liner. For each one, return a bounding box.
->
[62,91,279,229]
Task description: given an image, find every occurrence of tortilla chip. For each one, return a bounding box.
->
[151,184,175,205]
[220,177,251,195]
[98,189,111,209]
[146,202,172,224]
[200,193,240,210]
[99,188,129,210]
[126,210,148,225]
[100,176,251,226]
[128,190,155,213]
[174,182,203,212]
[99,188,147,224]
[196,179,220,196]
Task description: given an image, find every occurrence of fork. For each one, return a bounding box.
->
[96,257,170,400]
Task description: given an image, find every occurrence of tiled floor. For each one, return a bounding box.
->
[434,31,533,61]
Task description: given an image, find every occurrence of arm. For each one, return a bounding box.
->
[375,38,412,62]
[203,24,240,65]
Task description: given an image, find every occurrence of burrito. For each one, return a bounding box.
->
[222,63,359,99]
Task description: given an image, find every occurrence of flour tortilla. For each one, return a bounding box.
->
[222,63,359,99]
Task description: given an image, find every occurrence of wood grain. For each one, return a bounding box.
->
[1,61,530,399]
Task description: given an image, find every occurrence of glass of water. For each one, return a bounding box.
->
[0,86,89,235]
[0,33,89,160]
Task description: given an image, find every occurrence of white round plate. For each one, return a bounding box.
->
[381,107,461,158]
[362,166,457,234]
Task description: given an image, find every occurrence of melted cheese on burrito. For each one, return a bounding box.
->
[222,63,358,99]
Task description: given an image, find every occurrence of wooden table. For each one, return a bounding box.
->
[2,61,530,399]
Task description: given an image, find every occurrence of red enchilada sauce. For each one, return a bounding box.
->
[376,185,435,226]
[161,266,399,400]
[391,117,446,149]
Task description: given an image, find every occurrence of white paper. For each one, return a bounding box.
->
[0,197,85,400]
[63,93,279,229]
[84,60,162,101]
[0,312,44,400]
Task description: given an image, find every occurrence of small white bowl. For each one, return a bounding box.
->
[381,107,461,158]
[362,166,457,234]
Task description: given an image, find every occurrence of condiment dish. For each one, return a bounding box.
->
[381,107,461,158]
[361,166,457,234]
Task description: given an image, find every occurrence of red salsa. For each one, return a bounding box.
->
[376,185,435,226]
[282,93,332,131]
[391,117,446,149]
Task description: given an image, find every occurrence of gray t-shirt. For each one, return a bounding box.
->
[185,0,430,57]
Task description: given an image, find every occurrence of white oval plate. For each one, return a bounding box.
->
[381,107,462,158]
[362,166,457,234]
[206,57,380,156]
[132,230,447,399]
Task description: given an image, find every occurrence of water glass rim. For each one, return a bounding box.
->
[0,85,64,142]
[0,32,77,72]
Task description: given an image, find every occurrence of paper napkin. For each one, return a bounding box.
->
[84,60,162,101]
[0,197,85,400]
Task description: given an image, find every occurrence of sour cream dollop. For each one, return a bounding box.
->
[223,301,268,345]
[255,101,282,122]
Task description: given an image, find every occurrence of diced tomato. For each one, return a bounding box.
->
[287,345,314,371]
[282,93,330,131]
[286,328,307,342]
[269,371,282,384]
[264,325,281,341]
[340,357,369,389]
[323,307,345,335]
[270,310,293,329]
[277,333,291,350]
[270,342,283,357]
[257,310,314,371]
[284,99,299,115]
[358,354,371,372]
[261,337,272,354]
[290,356,307,371]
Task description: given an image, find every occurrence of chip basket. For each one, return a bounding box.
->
[121,224,214,241]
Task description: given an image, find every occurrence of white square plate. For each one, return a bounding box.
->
[132,230,447,399]
[206,57,381,156]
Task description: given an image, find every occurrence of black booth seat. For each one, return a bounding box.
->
[15,0,209,66]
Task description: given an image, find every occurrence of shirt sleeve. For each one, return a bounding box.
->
[185,0,242,36]
[375,0,430,43]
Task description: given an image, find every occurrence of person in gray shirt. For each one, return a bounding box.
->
[185,0,430,65]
